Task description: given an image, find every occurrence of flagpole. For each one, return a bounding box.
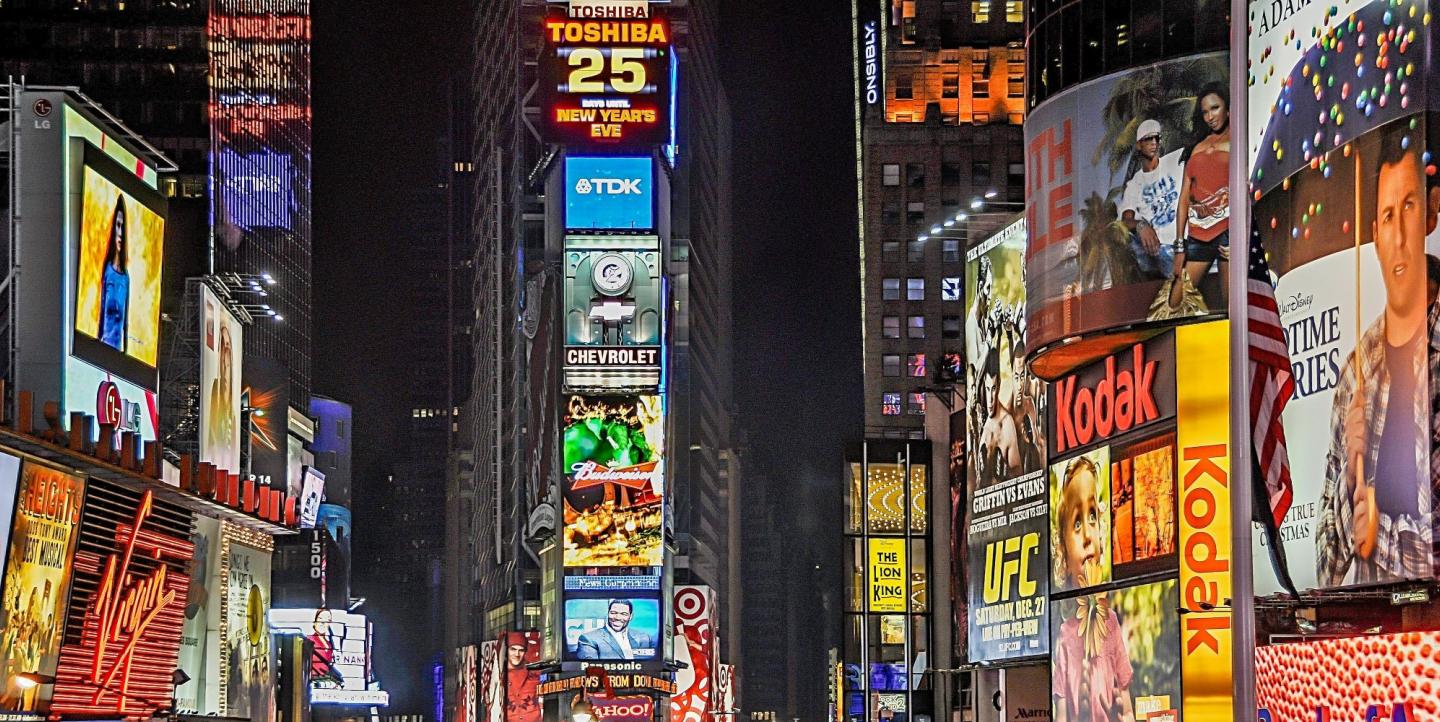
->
[1228,0,1259,719]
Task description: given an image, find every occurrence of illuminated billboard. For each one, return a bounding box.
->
[562,394,665,568]
[243,357,291,492]
[563,596,662,661]
[269,608,389,706]
[563,241,663,388]
[455,645,477,722]
[1024,53,1228,375]
[565,156,654,230]
[72,144,166,389]
[0,463,84,713]
[201,285,245,479]
[1257,631,1440,721]
[221,528,274,722]
[177,517,223,715]
[672,586,717,722]
[865,538,906,613]
[1049,579,1181,721]
[1247,0,1440,594]
[217,147,295,231]
[50,488,193,718]
[501,631,542,722]
[963,218,1049,662]
[538,14,673,146]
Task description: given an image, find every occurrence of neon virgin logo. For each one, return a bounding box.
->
[87,490,180,711]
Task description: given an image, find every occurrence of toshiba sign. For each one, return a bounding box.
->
[1048,335,1177,456]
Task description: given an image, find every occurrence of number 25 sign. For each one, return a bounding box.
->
[539,14,672,146]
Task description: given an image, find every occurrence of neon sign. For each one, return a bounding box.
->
[538,11,672,146]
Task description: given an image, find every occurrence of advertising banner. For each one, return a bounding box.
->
[716,663,735,717]
[866,538,906,613]
[1049,579,1181,722]
[177,516,223,715]
[502,631,542,722]
[1257,631,1440,721]
[1003,666,1050,722]
[222,532,274,722]
[673,586,717,722]
[1174,321,1232,721]
[50,489,194,718]
[0,452,24,587]
[1248,0,1439,593]
[948,404,967,657]
[479,640,502,722]
[269,609,388,706]
[0,463,84,713]
[563,597,662,661]
[562,394,665,568]
[201,285,245,478]
[456,645,477,722]
[243,357,291,492]
[72,144,166,389]
[537,12,673,146]
[964,219,1049,662]
[565,156,654,231]
[594,696,655,722]
[1024,53,1228,368]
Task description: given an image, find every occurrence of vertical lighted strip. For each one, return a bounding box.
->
[1175,320,1234,720]
[217,520,275,716]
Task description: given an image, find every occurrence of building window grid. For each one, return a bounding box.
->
[907,240,926,263]
[942,239,961,263]
[906,278,925,301]
[883,164,901,186]
[883,278,902,301]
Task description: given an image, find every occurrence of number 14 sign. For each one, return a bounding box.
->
[539,13,673,147]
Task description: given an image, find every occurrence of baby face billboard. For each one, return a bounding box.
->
[562,394,665,568]
[1247,0,1440,592]
[1025,53,1228,373]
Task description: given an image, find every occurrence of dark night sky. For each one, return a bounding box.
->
[312,0,858,708]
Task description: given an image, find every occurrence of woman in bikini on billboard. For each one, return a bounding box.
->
[1168,83,1231,310]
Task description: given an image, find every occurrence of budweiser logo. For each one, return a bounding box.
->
[1054,343,1160,453]
[570,460,658,491]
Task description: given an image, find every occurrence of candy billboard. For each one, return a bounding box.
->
[1257,632,1440,721]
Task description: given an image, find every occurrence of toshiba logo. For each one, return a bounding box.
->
[575,177,643,195]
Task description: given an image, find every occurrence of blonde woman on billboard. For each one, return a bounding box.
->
[98,198,130,352]
[1167,83,1232,310]
[208,323,237,473]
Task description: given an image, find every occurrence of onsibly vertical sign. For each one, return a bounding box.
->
[866,538,906,613]
[1175,320,1232,721]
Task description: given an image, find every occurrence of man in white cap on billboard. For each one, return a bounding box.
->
[1120,118,1184,280]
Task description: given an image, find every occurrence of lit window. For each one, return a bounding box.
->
[908,393,927,415]
[906,201,926,225]
[972,52,990,99]
[909,354,927,377]
[1005,0,1024,22]
[907,278,925,301]
[883,355,902,377]
[943,239,961,263]
[942,74,960,99]
[883,316,902,338]
[942,277,962,301]
[883,393,903,416]
[883,164,901,186]
[883,278,902,301]
[908,240,925,263]
[883,241,901,261]
[908,315,926,338]
[972,0,991,23]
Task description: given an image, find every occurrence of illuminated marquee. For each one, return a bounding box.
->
[539,13,673,146]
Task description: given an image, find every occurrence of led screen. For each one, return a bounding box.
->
[72,144,165,388]
[562,394,665,568]
[200,285,245,478]
[269,609,387,706]
[1049,579,1181,722]
[563,597,661,661]
[565,156,654,230]
[538,13,673,146]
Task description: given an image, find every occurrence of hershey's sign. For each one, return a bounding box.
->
[1049,335,1176,456]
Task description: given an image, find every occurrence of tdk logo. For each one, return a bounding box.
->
[575,177,643,195]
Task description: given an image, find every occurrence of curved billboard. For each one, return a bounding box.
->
[1025,52,1229,376]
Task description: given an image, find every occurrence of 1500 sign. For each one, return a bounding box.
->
[539,15,672,146]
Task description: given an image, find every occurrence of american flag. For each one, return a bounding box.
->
[1247,226,1299,595]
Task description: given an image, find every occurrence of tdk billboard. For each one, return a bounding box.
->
[565,156,654,231]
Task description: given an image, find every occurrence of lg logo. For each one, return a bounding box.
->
[575,178,643,195]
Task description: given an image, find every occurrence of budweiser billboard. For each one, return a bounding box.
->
[562,394,666,568]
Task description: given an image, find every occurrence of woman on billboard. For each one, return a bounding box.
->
[1167,83,1232,311]
[98,199,130,352]
[207,323,237,471]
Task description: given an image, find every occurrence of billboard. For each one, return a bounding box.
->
[563,597,662,661]
[455,645,477,722]
[562,394,665,568]
[1256,631,1440,721]
[479,640,501,722]
[72,143,166,389]
[1050,580,1181,722]
[0,463,84,713]
[0,453,24,587]
[502,631,542,722]
[538,13,673,146]
[269,608,389,706]
[562,244,664,388]
[1024,52,1228,372]
[865,538,906,613]
[1247,0,1440,593]
[965,219,1049,662]
[177,517,223,715]
[243,357,291,492]
[222,532,274,722]
[201,285,245,478]
[50,488,194,718]
[673,586,717,722]
[565,156,654,230]
[216,147,295,232]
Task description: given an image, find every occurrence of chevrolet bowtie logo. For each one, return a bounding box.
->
[590,299,635,324]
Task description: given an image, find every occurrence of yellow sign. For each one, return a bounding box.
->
[1175,321,1233,720]
[867,538,907,613]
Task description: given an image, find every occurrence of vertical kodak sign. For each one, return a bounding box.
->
[1175,321,1232,720]
[867,538,906,612]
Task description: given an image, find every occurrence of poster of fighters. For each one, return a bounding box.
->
[963,218,1050,662]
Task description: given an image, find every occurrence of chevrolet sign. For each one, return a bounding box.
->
[566,347,659,366]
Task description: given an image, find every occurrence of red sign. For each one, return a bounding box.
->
[594,696,655,722]
[1049,336,1177,455]
[50,489,193,717]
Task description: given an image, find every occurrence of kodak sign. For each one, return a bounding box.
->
[1048,336,1177,456]
[1175,321,1233,721]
